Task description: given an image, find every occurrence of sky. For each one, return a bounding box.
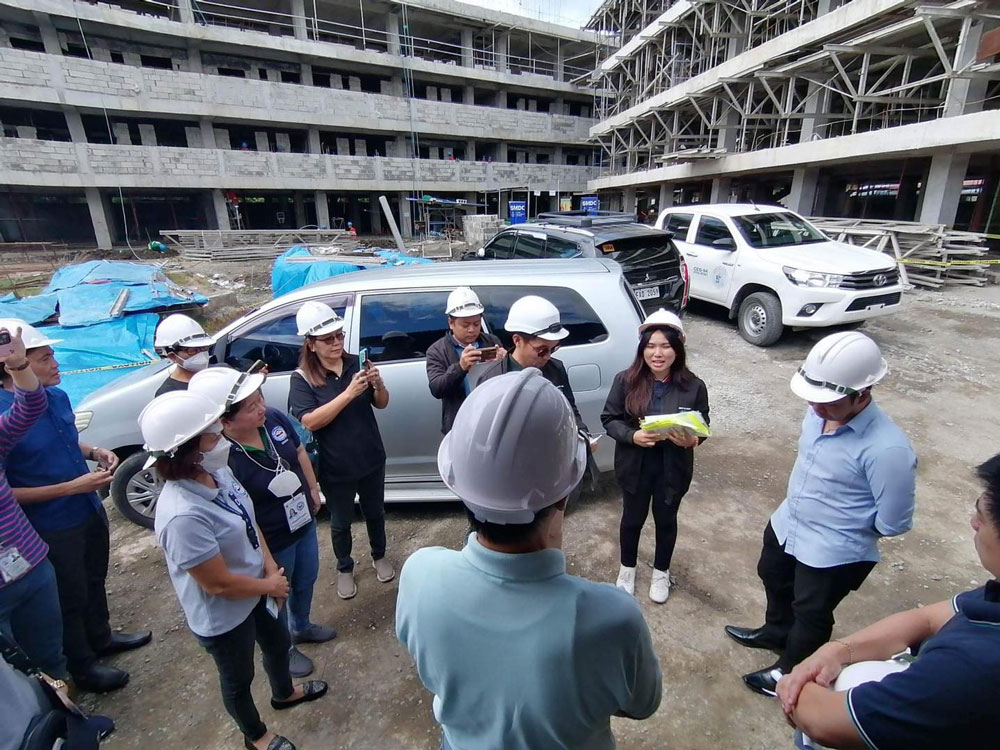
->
[459,0,603,28]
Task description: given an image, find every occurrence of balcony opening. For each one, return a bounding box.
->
[0,106,72,142]
[140,54,174,70]
[110,51,125,64]
[9,37,46,53]
[218,67,247,78]
[64,43,90,59]
[280,70,301,84]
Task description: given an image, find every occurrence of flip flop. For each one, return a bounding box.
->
[270,680,328,710]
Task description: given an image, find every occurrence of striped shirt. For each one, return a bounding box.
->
[0,385,49,586]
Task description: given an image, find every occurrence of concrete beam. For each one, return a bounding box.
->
[290,0,308,41]
[918,152,970,227]
[785,168,820,215]
[84,187,113,250]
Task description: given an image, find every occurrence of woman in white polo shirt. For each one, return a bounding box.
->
[139,391,327,750]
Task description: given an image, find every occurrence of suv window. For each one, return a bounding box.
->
[544,237,582,258]
[225,295,351,373]
[358,291,451,363]
[511,233,546,259]
[475,286,608,349]
[694,216,734,246]
[664,213,694,239]
[484,232,515,259]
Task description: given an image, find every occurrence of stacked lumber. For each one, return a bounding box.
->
[159,229,354,262]
[809,218,995,289]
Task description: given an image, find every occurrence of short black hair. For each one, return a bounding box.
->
[155,436,203,481]
[976,454,1000,530]
[467,504,556,546]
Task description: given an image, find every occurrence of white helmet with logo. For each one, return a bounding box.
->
[138,391,223,457]
[790,331,888,404]
[438,368,587,524]
[504,295,568,341]
[154,314,213,350]
[445,287,484,318]
[638,308,685,339]
[0,318,61,349]
[189,366,265,413]
[296,300,345,337]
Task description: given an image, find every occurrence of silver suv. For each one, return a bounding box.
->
[75,259,647,527]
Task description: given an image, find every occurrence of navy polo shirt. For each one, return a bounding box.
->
[847,581,1000,749]
[226,408,311,554]
[0,386,101,533]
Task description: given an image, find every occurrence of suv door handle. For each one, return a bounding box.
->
[722,261,734,266]
[686,251,699,257]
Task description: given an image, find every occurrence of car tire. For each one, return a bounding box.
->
[110,451,160,529]
[738,292,783,346]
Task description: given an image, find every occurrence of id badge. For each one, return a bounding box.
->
[268,468,302,498]
[283,493,310,532]
[0,546,31,583]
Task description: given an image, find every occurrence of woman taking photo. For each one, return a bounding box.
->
[190,367,335,679]
[601,309,710,605]
[140,391,327,750]
[288,301,392,601]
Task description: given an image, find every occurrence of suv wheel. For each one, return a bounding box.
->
[110,452,160,529]
[738,292,783,346]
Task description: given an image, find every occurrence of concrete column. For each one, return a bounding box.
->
[658,182,675,211]
[786,168,820,216]
[461,28,474,68]
[710,177,733,203]
[554,97,565,116]
[31,13,62,56]
[187,45,203,73]
[919,153,971,227]
[496,90,507,109]
[300,62,313,87]
[314,191,330,228]
[398,193,413,239]
[623,188,637,214]
[387,13,401,56]
[63,109,87,143]
[112,122,132,146]
[496,33,509,73]
[84,187,114,250]
[497,142,509,162]
[799,82,829,143]
[178,0,195,24]
[464,85,475,104]
[944,20,987,118]
[307,127,321,154]
[370,194,383,233]
[466,140,477,161]
[210,189,231,230]
[553,145,563,165]
[199,119,217,148]
[555,41,565,82]
[290,0,308,41]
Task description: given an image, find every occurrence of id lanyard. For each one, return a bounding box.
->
[231,431,303,501]
[211,493,259,550]
[232,429,286,480]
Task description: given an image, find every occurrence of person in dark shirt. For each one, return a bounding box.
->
[153,314,214,396]
[776,453,1000,749]
[287,301,392,601]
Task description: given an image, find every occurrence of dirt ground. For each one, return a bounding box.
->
[81,283,1000,750]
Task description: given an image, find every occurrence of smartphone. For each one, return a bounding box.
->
[478,346,499,362]
[358,347,370,370]
[0,330,13,359]
[247,359,266,375]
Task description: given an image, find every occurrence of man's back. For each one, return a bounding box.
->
[396,536,661,750]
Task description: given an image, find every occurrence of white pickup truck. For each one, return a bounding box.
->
[655,204,904,346]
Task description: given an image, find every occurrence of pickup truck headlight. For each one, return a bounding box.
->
[783,266,844,288]
[74,410,93,432]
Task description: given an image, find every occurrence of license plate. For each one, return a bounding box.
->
[635,286,660,301]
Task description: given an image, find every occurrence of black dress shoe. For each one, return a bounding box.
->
[742,665,784,697]
[73,665,130,693]
[95,630,152,657]
[724,625,785,653]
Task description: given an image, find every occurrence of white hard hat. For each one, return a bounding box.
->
[0,318,61,349]
[504,295,568,341]
[138,391,224,457]
[638,308,685,339]
[445,287,484,318]
[154,314,213,349]
[189,366,265,413]
[438,368,587,524]
[296,300,345,337]
[790,331,888,403]
[833,660,909,691]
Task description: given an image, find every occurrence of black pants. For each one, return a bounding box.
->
[319,464,387,573]
[196,598,294,742]
[619,456,684,571]
[757,523,876,671]
[36,507,112,676]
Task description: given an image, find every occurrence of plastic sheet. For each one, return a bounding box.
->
[0,292,59,325]
[271,245,367,297]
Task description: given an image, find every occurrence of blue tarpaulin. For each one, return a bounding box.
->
[271,245,367,297]
[50,313,160,407]
[0,292,59,325]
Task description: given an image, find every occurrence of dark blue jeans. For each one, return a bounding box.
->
[271,521,320,634]
[0,558,68,678]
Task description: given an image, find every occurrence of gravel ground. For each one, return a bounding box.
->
[80,283,1000,750]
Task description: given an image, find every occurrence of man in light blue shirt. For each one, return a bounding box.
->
[397,369,661,750]
[725,332,916,697]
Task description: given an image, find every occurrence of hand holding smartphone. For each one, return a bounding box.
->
[0,329,14,359]
[478,346,499,363]
[358,347,371,370]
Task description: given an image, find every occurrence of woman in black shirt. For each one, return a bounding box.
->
[601,309,709,605]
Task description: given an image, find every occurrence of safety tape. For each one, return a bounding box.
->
[60,360,158,376]
[897,258,1000,267]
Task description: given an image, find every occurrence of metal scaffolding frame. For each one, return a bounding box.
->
[586,0,1000,177]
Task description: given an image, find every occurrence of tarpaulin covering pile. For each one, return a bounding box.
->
[271,245,364,298]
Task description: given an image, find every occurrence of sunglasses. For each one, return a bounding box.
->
[314,331,345,345]
[530,341,560,357]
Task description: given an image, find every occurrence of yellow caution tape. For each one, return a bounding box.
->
[60,360,158,376]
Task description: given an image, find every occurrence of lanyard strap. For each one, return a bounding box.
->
[211,492,260,550]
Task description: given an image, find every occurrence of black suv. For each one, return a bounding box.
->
[465,211,689,314]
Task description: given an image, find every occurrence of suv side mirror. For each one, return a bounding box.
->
[476,247,486,258]
[712,237,736,249]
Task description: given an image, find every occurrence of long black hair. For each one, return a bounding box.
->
[623,325,694,419]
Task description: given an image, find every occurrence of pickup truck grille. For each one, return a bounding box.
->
[839,268,900,290]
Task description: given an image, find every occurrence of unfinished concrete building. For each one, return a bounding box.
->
[585,0,1000,233]
[0,0,604,248]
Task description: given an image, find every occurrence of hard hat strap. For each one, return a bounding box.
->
[528,321,564,337]
[796,367,858,396]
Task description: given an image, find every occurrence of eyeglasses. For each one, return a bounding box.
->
[796,367,858,396]
[530,341,559,357]
[314,331,345,344]
[178,346,209,356]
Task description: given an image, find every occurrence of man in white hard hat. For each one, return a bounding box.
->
[425,287,503,434]
[397,369,661,750]
[153,313,215,396]
[725,331,916,697]
[0,319,151,693]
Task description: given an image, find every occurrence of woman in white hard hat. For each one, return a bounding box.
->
[774,454,1000,750]
[287,301,393,601]
[153,313,215,396]
[601,309,710,604]
[141,390,327,750]
[189,367,334,681]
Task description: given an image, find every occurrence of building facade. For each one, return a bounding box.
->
[586,0,1000,232]
[0,0,604,247]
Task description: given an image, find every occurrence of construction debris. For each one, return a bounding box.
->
[159,229,356,262]
[809,218,996,289]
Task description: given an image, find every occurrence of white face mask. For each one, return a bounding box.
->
[200,437,231,473]
[178,351,210,372]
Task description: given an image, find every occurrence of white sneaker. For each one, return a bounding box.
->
[616,565,636,596]
[649,569,670,603]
